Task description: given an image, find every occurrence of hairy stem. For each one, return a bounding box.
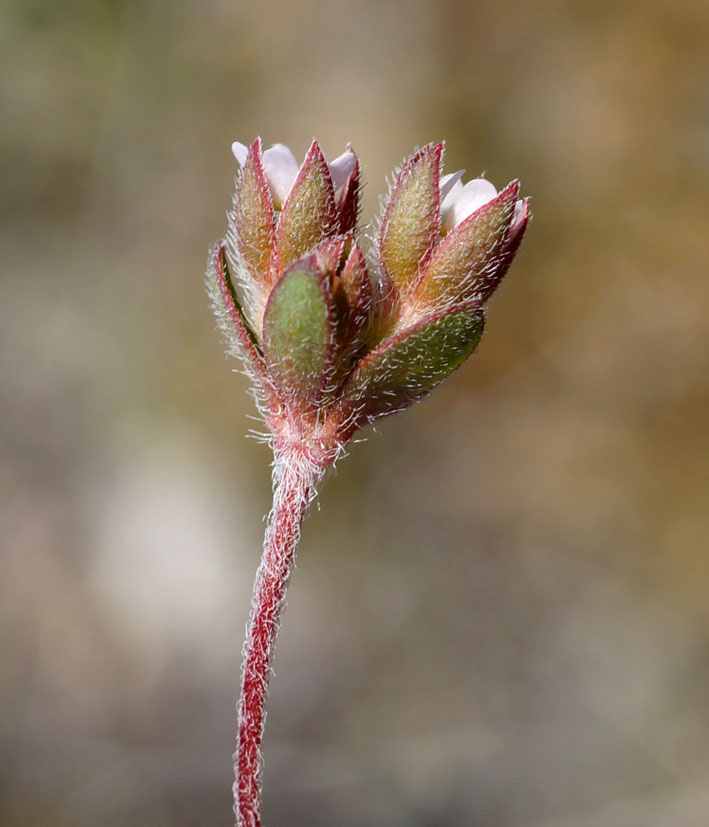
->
[234,448,322,827]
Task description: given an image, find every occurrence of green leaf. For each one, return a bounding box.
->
[262,258,333,408]
[276,141,337,272]
[378,143,442,292]
[227,138,276,291]
[342,301,484,421]
[205,244,269,380]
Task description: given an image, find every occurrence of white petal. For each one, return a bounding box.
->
[441,177,463,209]
[440,178,464,232]
[231,141,249,166]
[448,178,498,229]
[440,170,465,201]
[262,143,300,208]
[328,149,357,192]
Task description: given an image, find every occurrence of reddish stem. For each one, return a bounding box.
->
[234,449,321,827]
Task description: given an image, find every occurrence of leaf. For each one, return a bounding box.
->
[226,138,276,291]
[262,258,334,408]
[205,244,272,389]
[338,242,373,344]
[478,197,530,302]
[341,300,484,422]
[416,180,520,307]
[377,143,443,292]
[276,141,337,272]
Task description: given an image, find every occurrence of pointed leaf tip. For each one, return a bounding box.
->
[478,195,530,302]
[337,241,374,351]
[227,138,276,291]
[276,141,337,273]
[337,155,361,234]
[340,242,371,314]
[378,143,443,293]
[417,179,520,307]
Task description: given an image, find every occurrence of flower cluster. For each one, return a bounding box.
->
[207,139,529,466]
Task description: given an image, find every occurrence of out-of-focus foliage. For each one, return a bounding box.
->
[1,1,708,825]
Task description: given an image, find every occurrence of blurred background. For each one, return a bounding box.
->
[2,0,708,825]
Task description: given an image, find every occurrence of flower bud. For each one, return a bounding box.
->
[378,143,443,293]
[226,139,360,336]
[208,139,530,464]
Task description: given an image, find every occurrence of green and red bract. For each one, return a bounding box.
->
[228,138,276,293]
[275,141,338,272]
[262,256,334,411]
[378,142,443,294]
[339,300,485,424]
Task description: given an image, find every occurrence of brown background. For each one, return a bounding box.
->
[2,0,708,825]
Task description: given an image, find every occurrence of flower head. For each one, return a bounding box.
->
[207,139,530,465]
